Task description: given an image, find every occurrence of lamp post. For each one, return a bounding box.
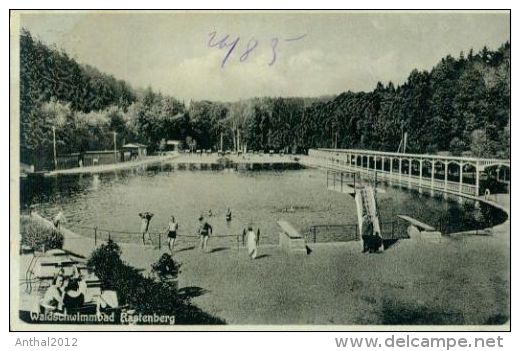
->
[113,131,117,163]
[52,126,57,170]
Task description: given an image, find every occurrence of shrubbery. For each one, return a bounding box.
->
[151,253,181,281]
[87,240,224,324]
[20,216,64,252]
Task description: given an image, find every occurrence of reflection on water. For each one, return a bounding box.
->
[20,163,507,245]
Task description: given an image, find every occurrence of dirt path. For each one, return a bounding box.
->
[46,155,178,176]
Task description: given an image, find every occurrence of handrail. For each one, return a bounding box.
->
[306,220,400,243]
[314,148,510,165]
[305,154,483,196]
[69,223,237,238]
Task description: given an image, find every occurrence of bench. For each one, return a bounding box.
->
[277,220,308,255]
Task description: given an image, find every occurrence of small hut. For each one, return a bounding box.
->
[165,140,181,153]
[122,143,148,161]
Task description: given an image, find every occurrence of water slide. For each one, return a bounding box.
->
[326,170,382,244]
[354,186,381,238]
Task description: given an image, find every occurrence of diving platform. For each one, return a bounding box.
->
[396,215,435,231]
[278,220,308,255]
[397,215,442,241]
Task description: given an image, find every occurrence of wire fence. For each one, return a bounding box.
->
[67,219,410,251]
[68,223,243,250]
[305,224,358,243]
[303,220,405,243]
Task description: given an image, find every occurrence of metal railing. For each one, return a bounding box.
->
[306,224,359,243]
[326,169,357,192]
[305,154,480,196]
[305,220,403,243]
[69,224,242,250]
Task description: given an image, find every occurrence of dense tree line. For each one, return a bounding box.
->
[20,29,136,167]
[19,28,510,170]
[315,45,511,158]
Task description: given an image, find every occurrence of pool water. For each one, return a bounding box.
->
[20,163,507,246]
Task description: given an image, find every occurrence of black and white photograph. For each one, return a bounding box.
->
[9,10,510,330]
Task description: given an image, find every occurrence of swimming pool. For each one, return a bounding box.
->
[20,163,507,246]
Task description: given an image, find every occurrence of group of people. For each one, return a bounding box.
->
[51,208,258,258]
[40,265,87,314]
[138,208,234,254]
[361,213,383,253]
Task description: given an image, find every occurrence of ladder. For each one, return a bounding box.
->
[355,186,382,240]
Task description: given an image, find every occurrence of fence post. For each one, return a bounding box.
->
[108,232,111,241]
[313,227,317,243]
[158,233,161,250]
[94,226,98,246]
[341,172,343,192]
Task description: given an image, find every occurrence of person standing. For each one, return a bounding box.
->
[53,211,66,230]
[198,216,212,252]
[371,230,383,253]
[246,226,258,259]
[361,213,373,253]
[166,215,179,254]
[226,208,232,222]
[139,212,154,245]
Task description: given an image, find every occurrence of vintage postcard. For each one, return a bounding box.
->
[9,10,510,330]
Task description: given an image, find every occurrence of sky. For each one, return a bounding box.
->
[19,11,510,102]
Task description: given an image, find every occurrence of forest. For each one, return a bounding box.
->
[19,29,510,170]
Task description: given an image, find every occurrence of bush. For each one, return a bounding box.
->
[151,253,181,281]
[20,216,64,252]
[87,239,123,289]
[87,240,224,324]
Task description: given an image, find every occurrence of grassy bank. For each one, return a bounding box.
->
[170,234,509,325]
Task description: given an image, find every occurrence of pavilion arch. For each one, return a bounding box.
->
[374,156,383,170]
[382,157,392,172]
[355,155,362,166]
[400,158,411,173]
[388,157,397,171]
[431,160,447,180]
[461,162,477,172]
[444,161,463,182]
[481,162,511,172]
[421,159,434,176]
[410,159,422,175]
[460,163,478,185]
[445,160,462,167]
[481,163,511,183]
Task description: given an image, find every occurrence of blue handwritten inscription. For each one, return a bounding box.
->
[207,31,306,68]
